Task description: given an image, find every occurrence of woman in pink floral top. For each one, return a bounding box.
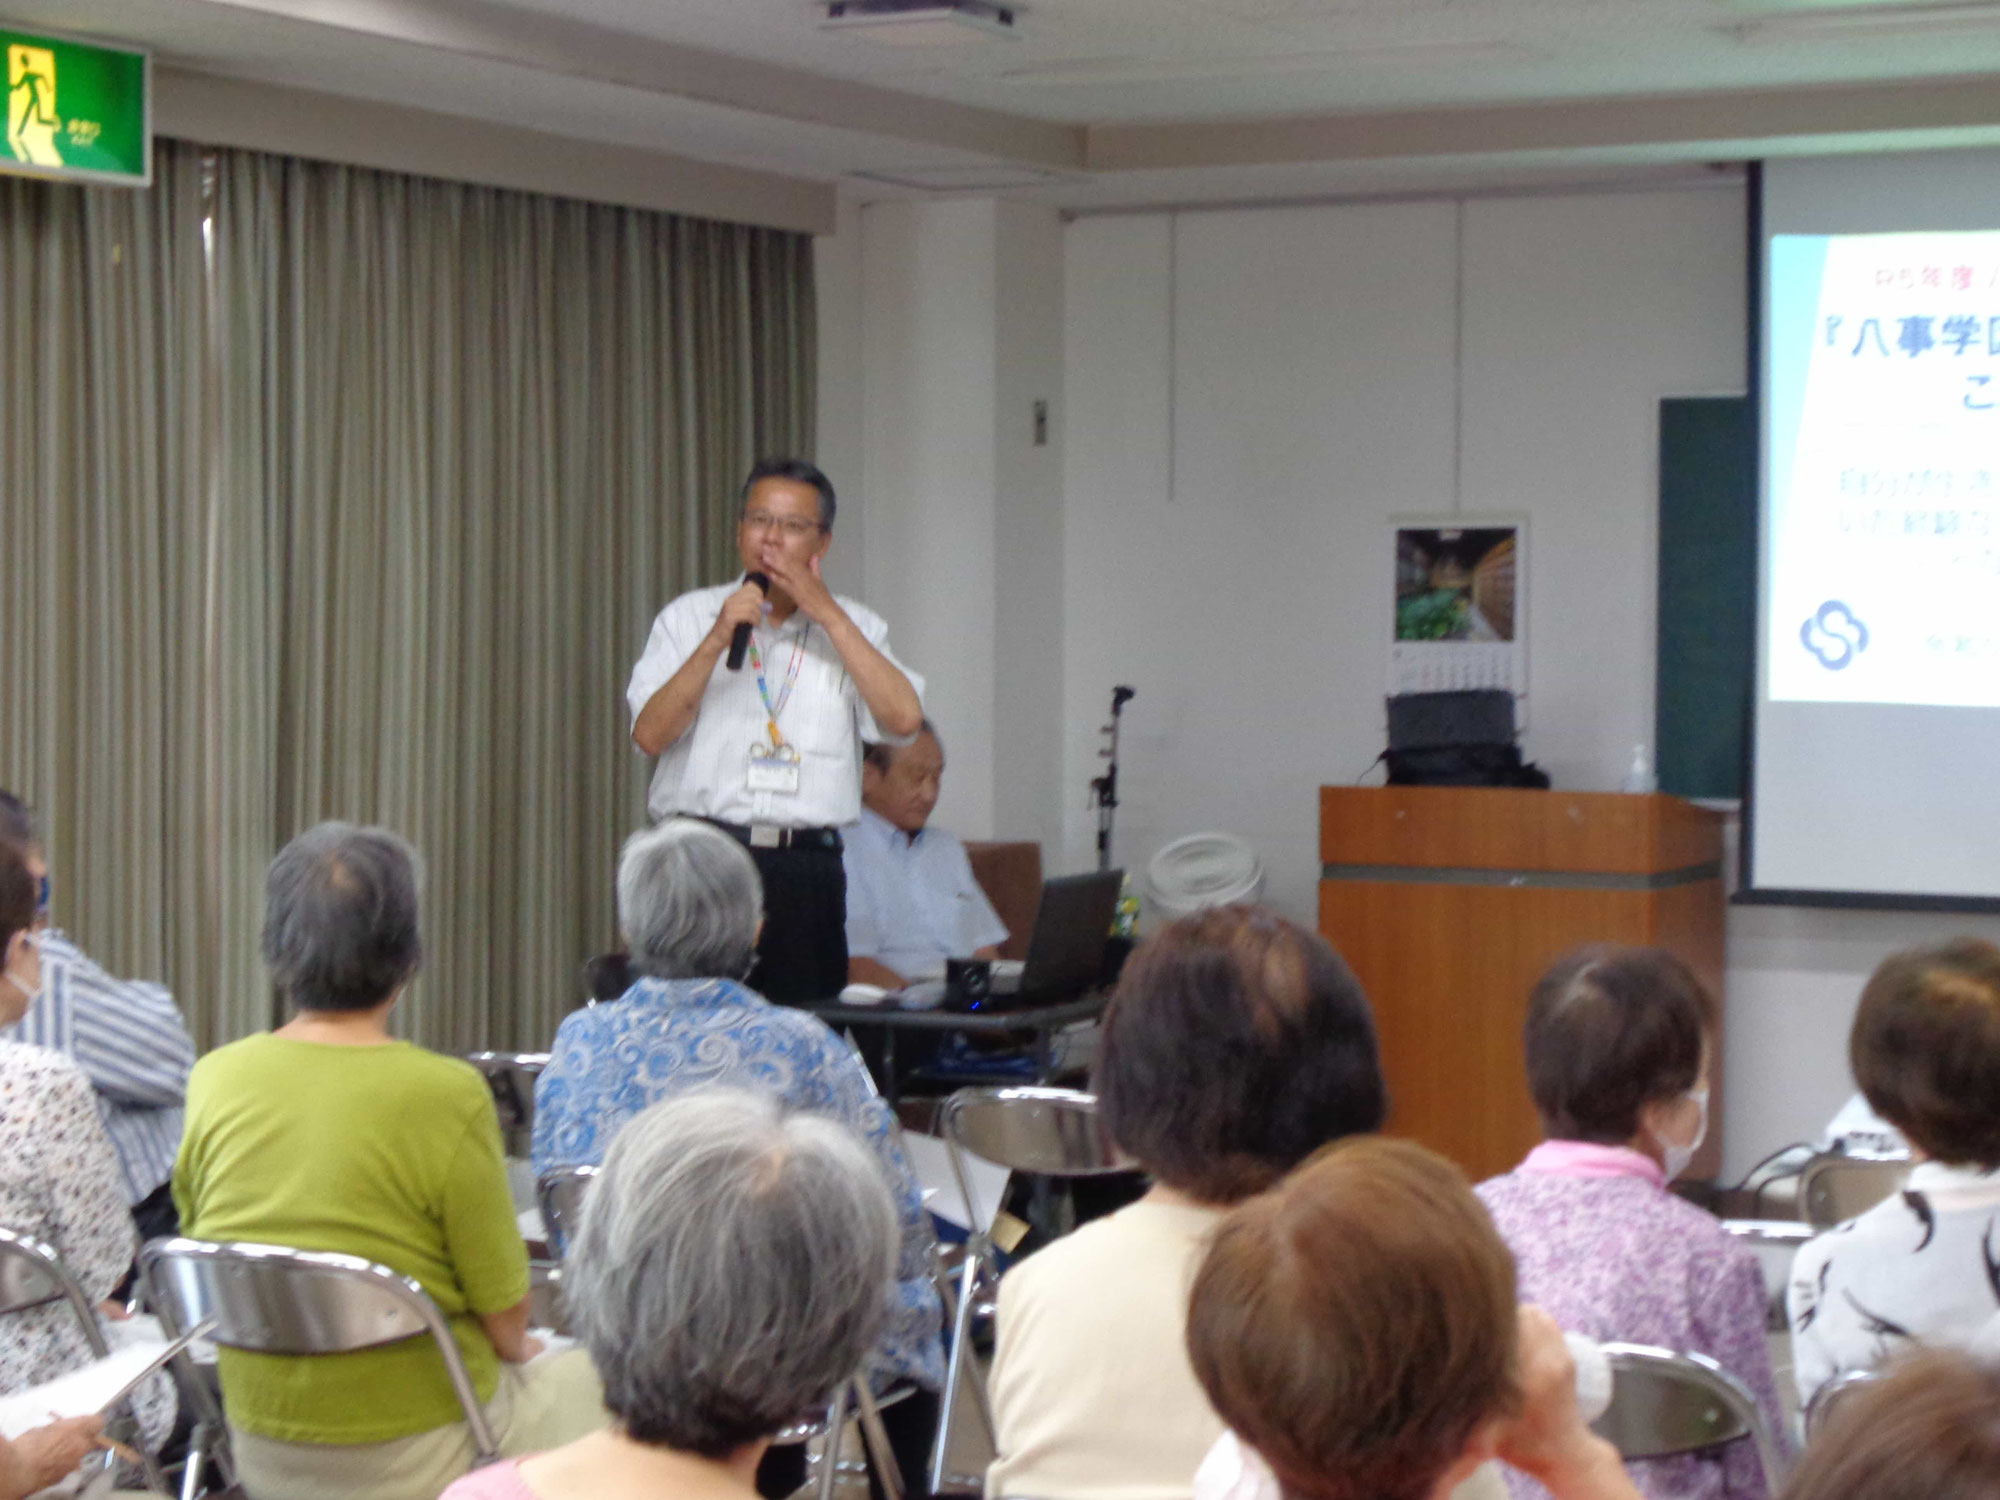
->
[1476,946,1785,1500]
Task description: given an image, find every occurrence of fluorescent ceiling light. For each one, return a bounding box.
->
[821,1,1019,45]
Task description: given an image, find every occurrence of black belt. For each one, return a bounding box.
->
[698,818,843,853]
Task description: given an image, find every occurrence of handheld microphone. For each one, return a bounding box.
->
[726,572,771,671]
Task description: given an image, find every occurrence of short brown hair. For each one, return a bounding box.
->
[1524,945,1712,1145]
[1187,1138,1519,1500]
[1851,938,2000,1168]
[0,842,35,953]
[1095,906,1386,1203]
[1781,1349,2000,1500]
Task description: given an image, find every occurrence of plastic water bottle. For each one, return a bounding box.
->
[1621,744,1657,795]
[1112,878,1140,939]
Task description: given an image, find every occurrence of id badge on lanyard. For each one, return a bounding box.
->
[745,629,809,797]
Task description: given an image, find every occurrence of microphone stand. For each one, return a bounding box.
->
[1090,686,1136,873]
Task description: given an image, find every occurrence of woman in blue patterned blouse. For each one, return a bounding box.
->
[532,817,945,1500]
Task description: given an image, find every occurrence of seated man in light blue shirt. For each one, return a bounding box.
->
[844,722,1007,991]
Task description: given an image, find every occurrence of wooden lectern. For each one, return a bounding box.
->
[1318,787,1726,1184]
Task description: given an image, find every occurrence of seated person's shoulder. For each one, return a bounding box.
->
[1008,1200,1209,1298]
[0,1039,90,1096]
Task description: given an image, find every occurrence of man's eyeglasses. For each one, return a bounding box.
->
[742,511,824,539]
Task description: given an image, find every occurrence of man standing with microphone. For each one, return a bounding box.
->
[627,459,924,1002]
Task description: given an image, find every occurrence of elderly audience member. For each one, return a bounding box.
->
[441,1089,900,1500]
[987,905,1477,1500]
[173,822,602,1500]
[0,840,176,1452]
[0,791,197,1242]
[1776,1348,2000,1500]
[1789,938,2000,1405]
[1186,1137,1645,1500]
[1476,945,1783,1500]
[532,818,944,1500]
[843,721,1006,991]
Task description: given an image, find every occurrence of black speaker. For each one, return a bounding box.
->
[1385,690,1516,751]
[1382,691,1547,789]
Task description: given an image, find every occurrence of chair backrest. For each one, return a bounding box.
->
[138,1238,500,1464]
[463,1051,551,1157]
[1719,1219,1818,1330]
[1800,1152,1913,1229]
[1593,1342,1785,1490]
[535,1165,600,1256]
[964,842,1044,964]
[939,1087,1126,1239]
[0,1227,110,1357]
[1804,1366,1882,1435]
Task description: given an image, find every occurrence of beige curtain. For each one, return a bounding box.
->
[0,142,239,1041]
[2,142,816,1055]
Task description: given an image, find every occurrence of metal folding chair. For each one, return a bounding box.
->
[462,1052,551,1159]
[1799,1152,1913,1229]
[1719,1219,1816,1329]
[1804,1365,1881,1434]
[0,1227,170,1494]
[139,1238,502,1498]
[1592,1341,1786,1491]
[533,1163,901,1500]
[534,1164,599,1258]
[931,1086,1131,1494]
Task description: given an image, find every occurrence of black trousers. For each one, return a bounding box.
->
[744,842,849,1003]
[754,1386,940,1500]
[113,1180,181,1303]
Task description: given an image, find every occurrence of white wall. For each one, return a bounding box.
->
[991,202,1068,855]
[1059,185,1746,905]
[814,195,867,601]
[830,196,1067,840]
[817,176,2000,1175]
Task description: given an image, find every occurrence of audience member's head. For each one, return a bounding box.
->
[262,822,423,1013]
[0,841,38,1023]
[566,1088,897,1455]
[1524,944,1713,1172]
[0,792,47,918]
[1187,1137,1521,1500]
[1851,937,2000,1169]
[618,818,763,984]
[1780,1349,2000,1500]
[861,720,943,834]
[0,793,35,855]
[1096,905,1386,1204]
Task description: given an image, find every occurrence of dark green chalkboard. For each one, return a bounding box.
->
[1656,397,1755,801]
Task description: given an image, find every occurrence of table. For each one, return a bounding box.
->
[800,992,1107,1105]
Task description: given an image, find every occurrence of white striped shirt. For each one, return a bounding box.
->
[627,579,924,827]
[2,931,195,1205]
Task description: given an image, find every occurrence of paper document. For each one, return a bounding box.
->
[902,1131,1011,1235]
[0,1345,169,1440]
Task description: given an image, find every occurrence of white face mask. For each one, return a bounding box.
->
[2,931,39,1006]
[1655,1085,1710,1182]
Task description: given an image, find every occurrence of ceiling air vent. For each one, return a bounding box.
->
[821,0,1020,44]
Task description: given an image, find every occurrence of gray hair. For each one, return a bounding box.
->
[262,822,423,1012]
[618,819,762,981]
[566,1088,899,1454]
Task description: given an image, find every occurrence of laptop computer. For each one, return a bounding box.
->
[948,869,1124,1014]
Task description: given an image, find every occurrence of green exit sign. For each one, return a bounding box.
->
[3,28,149,186]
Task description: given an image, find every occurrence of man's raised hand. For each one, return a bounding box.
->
[707,580,769,650]
[763,552,842,628]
